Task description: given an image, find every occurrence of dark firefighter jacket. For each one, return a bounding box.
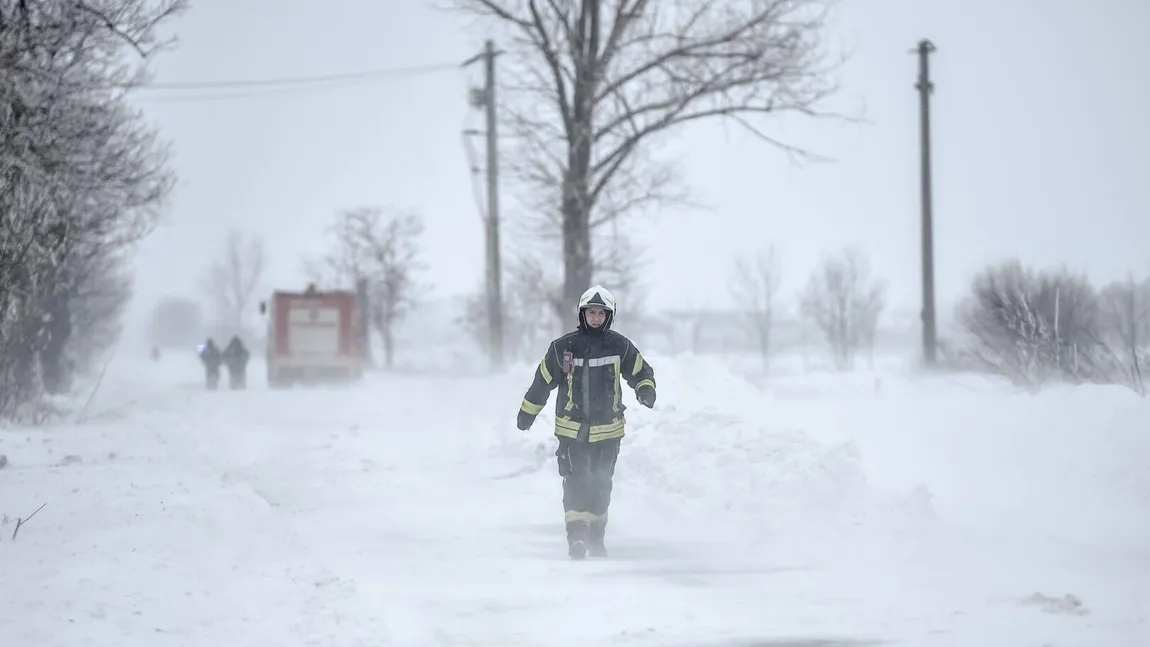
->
[518,329,656,443]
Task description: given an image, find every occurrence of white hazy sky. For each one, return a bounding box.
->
[126,0,1150,325]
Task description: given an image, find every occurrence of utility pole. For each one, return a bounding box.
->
[355,277,373,368]
[463,40,504,369]
[915,38,938,367]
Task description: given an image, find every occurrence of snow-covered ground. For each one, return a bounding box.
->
[2,350,1148,646]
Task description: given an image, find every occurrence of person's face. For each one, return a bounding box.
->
[584,306,607,328]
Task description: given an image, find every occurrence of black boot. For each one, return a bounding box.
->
[566,520,589,560]
[588,518,607,557]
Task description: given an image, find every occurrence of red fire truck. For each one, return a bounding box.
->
[260,285,364,387]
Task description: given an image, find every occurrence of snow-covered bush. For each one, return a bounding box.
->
[953,259,1145,394]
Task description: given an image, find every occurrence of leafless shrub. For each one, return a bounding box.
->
[799,247,886,370]
[953,260,1136,391]
[730,245,781,371]
[1096,274,1150,394]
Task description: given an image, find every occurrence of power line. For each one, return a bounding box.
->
[132,61,475,103]
[136,61,461,91]
[136,78,398,103]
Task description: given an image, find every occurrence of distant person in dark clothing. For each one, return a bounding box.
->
[221,336,250,390]
[199,338,221,390]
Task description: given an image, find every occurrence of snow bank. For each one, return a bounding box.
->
[839,378,1150,553]
[495,351,1149,567]
[613,354,938,561]
[492,352,939,565]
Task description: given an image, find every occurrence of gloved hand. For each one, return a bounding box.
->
[637,386,656,409]
[516,410,534,431]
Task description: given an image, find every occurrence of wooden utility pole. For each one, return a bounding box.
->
[915,38,938,366]
[355,277,373,367]
[464,40,504,369]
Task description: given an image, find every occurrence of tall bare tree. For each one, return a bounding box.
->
[306,207,427,369]
[799,247,886,371]
[201,229,267,338]
[456,0,844,306]
[730,245,781,371]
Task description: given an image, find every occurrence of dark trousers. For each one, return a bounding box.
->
[204,363,220,390]
[557,437,621,533]
[225,360,247,389]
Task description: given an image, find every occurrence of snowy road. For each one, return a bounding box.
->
[2,354,1148,646]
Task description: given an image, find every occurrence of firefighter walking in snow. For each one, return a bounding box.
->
[516,285,656,560]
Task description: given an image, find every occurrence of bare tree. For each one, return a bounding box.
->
[306,207,427,369]
[456,0,845,307]
[0,0,186,416]
[201,229,267,339]
[799,247,886,371]
[730,245,781,371]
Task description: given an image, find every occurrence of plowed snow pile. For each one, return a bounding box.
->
[498,353,938,565]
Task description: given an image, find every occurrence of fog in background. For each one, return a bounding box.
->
[122,0,1148,357]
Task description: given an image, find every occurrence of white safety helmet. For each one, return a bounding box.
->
[578,285,616,313]
[577,285,616,331]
